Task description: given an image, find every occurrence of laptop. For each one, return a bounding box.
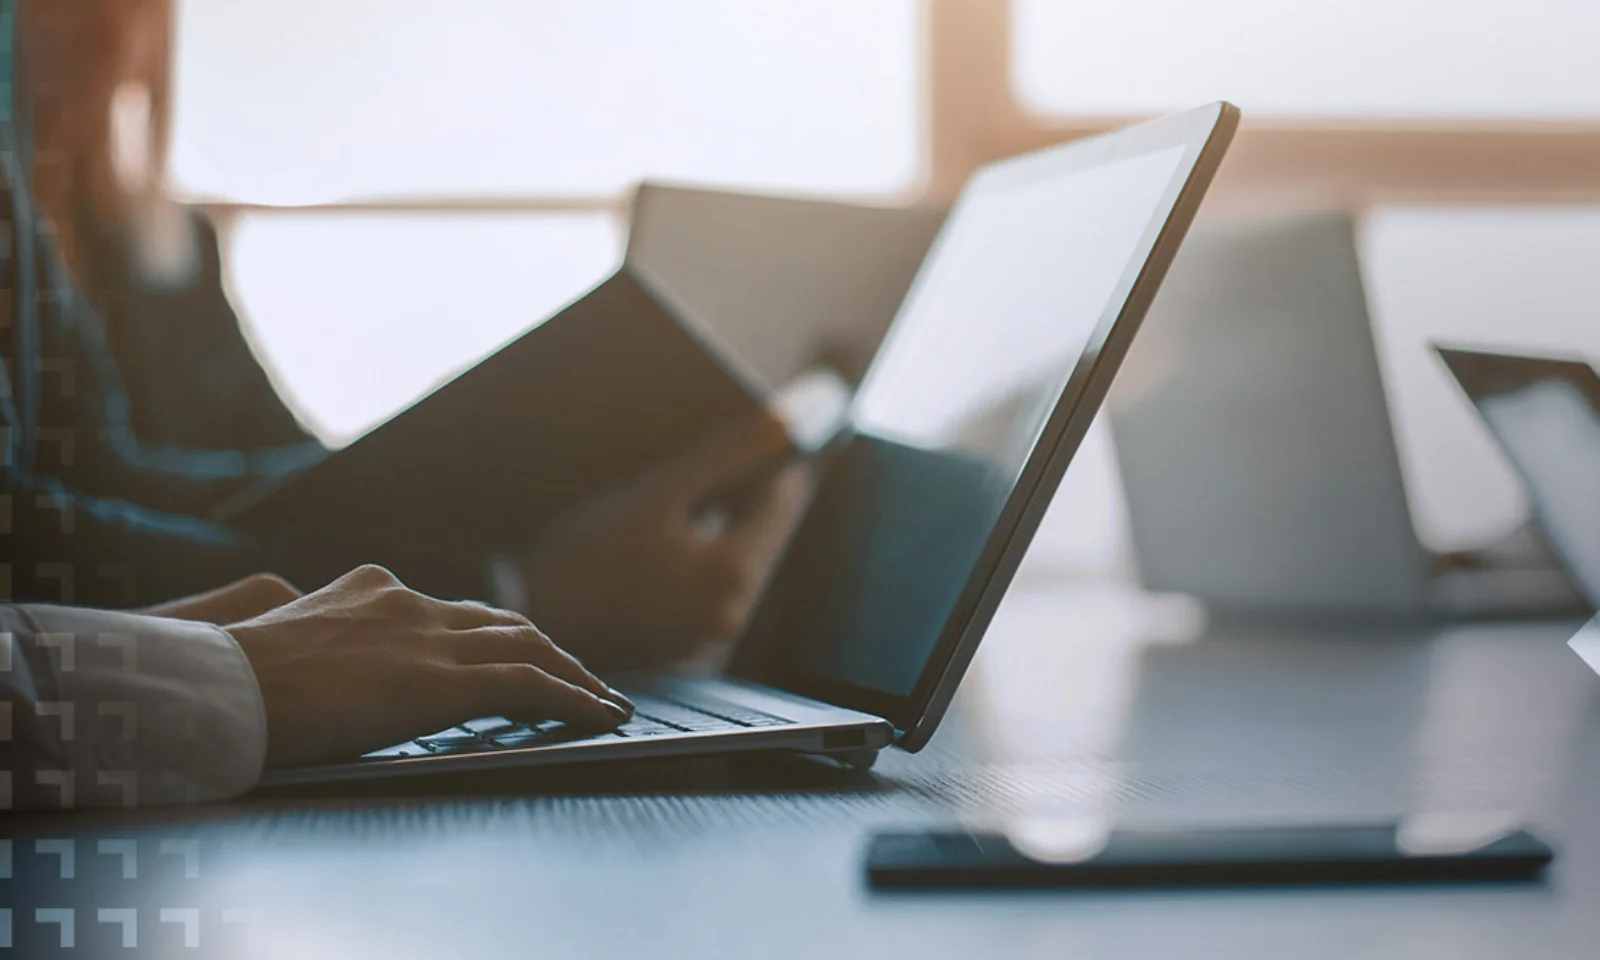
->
[625,181,946,390]
[1108,211,1584,620]
[263,102,1239,787]
[1434,345,1600,612]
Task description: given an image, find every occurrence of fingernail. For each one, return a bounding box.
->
[605,686,636,712]
[602,699,631,724]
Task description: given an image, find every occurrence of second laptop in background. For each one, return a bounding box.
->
[1108,211,1585,621]
[1435,345,1600,612]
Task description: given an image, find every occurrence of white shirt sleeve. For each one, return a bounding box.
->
[1,604,268,811]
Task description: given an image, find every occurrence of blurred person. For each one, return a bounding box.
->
[1,0,809,809]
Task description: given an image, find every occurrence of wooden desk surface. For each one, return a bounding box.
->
[8,588,1598,958]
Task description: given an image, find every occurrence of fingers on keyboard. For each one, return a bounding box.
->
[360,697,793,760]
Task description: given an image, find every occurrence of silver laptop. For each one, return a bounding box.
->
[625,181,945,389]
[1435,345,1600,612]
[1109,211,1584,620]
[264,102,1239,787]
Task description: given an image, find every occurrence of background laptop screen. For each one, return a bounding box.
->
[736,139,1192,711]
[1438,347,1600,609]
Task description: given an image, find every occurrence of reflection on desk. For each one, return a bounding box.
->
[6,586,1598,959]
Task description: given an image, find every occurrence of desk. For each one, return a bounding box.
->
[7,587,1598,958]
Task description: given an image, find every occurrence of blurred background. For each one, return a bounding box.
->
[165,0,1600,578]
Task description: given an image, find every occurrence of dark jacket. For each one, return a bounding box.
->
[1,41,325,606]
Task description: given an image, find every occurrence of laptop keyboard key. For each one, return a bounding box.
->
[420,737,495,755]
[741,716,791,727]
[631,692,793,729]
[615,718,680,738]
[491,727,551,749]
[632,703,734,732]
[490,721,595,749]
[353,695,797,761]
[459,716,517,736]
[417,727,477,745]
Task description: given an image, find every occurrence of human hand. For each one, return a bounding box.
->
[226,564,633,768]
[519,411,814,671]
[141,572,303,625]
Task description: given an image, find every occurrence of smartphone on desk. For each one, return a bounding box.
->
[866,821,1555,890]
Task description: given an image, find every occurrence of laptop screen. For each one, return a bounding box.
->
[733,106,1235,737]
[1436,346,1600,610]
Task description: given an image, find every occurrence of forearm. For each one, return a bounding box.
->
[139,573,303,624]
[0,604,268,811]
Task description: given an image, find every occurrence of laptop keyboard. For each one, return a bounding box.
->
[361,691,794,760]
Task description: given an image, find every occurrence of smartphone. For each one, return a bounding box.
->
[865,822,1555,890]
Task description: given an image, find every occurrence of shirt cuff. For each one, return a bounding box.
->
[7,605,269,809]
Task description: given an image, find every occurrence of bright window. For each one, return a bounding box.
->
[1013,0,1600,117]
[171,0,922,203]
[175,1,922,453]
